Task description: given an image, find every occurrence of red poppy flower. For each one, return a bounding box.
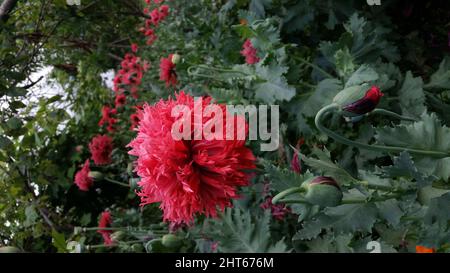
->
[74,160,93,191]
[98,105,117,132]
[159,54,177,87]
[128,91,256,223]
[97,211,114,246]
[115,94,127,108]
[89,135,113,165]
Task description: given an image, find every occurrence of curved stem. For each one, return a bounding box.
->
[315,104,450,158]
[293,56,335,79]
[272,187,305,204]
[370,108,417,122]
[187,64,249,80]
[104,177,130,188]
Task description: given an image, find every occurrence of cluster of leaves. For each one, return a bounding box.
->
[1,0,450,253]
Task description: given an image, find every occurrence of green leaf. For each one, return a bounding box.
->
[382,152,436,188]
[0,136,13,150]
[375,112,450,179]
[344,64,379,88]
[295,203,378,240]
[375,199,404,227]
[254,65,296,103]
[207,208,289,253]
[52,229,67,253]
[425,56,450,90]
[334,47,355,79]
[300,78,343,117]
[300,147,360,185]
[397,71,426,118]
[261,159,314,192]
[24,205,39,227]
[6,117,23,130]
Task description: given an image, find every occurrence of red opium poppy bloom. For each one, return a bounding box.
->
[97,211,114,246]
[159,54,177,87]
[131,43,139,53]
[240,39,260,65]
[127,91,256,224]
[74,160,93,191]
[342,86,384,116]
[89,135,113,165]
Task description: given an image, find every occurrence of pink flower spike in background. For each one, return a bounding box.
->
[159,54,177,87]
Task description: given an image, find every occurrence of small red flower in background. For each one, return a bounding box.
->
[131,43,139,53]
[342,86,384,116]
[159,54,177,87]
[241,39,260,65]
[128,91,256,224]
[130,113,141,131]
[89,135,113,165]
[74,160,93,191]
[416,246,435,253]
[98,211,114,246]
[260,197,291,221]
[115,93,127,108]
[98,105,117,132]
[112,53,146,99]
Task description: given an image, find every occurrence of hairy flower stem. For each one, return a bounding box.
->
[187,64,249,80]
[369,108,418,122]
[104,177,130,188]
[276,193,403,205]
[272,187,305,204]
[86,240,145,250]
[81,227,168,234]
[315,103,450,158]
[292,56,335,79]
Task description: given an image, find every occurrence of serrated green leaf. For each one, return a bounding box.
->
[375,199,404,227]
[397,71,426,118]
[300,78,343,117]
[425,56,450,90]
[345,64,379,88]
[375,112,450,179]
[254,65,295,103]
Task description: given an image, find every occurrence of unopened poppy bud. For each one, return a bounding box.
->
[131,243,144,252]
[333,85,383,117]
[171,54,181,64]
[301,176,343,207]
[88,171,104,180]
[110,231,125,242]
[161,234,182,248]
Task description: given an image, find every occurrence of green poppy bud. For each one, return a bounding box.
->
[161,234,183,249]
[110,231,125,242]
[301,176,343,207]
[333,84,383,117]
[171,54,181,64]
[88,171,104,180]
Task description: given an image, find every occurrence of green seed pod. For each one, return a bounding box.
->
[0,246,22,253]
[110,231,125,242]
[301,176,343,207]
[88,171,104,180]
[171,54,181,64]
[161,234,183,249]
